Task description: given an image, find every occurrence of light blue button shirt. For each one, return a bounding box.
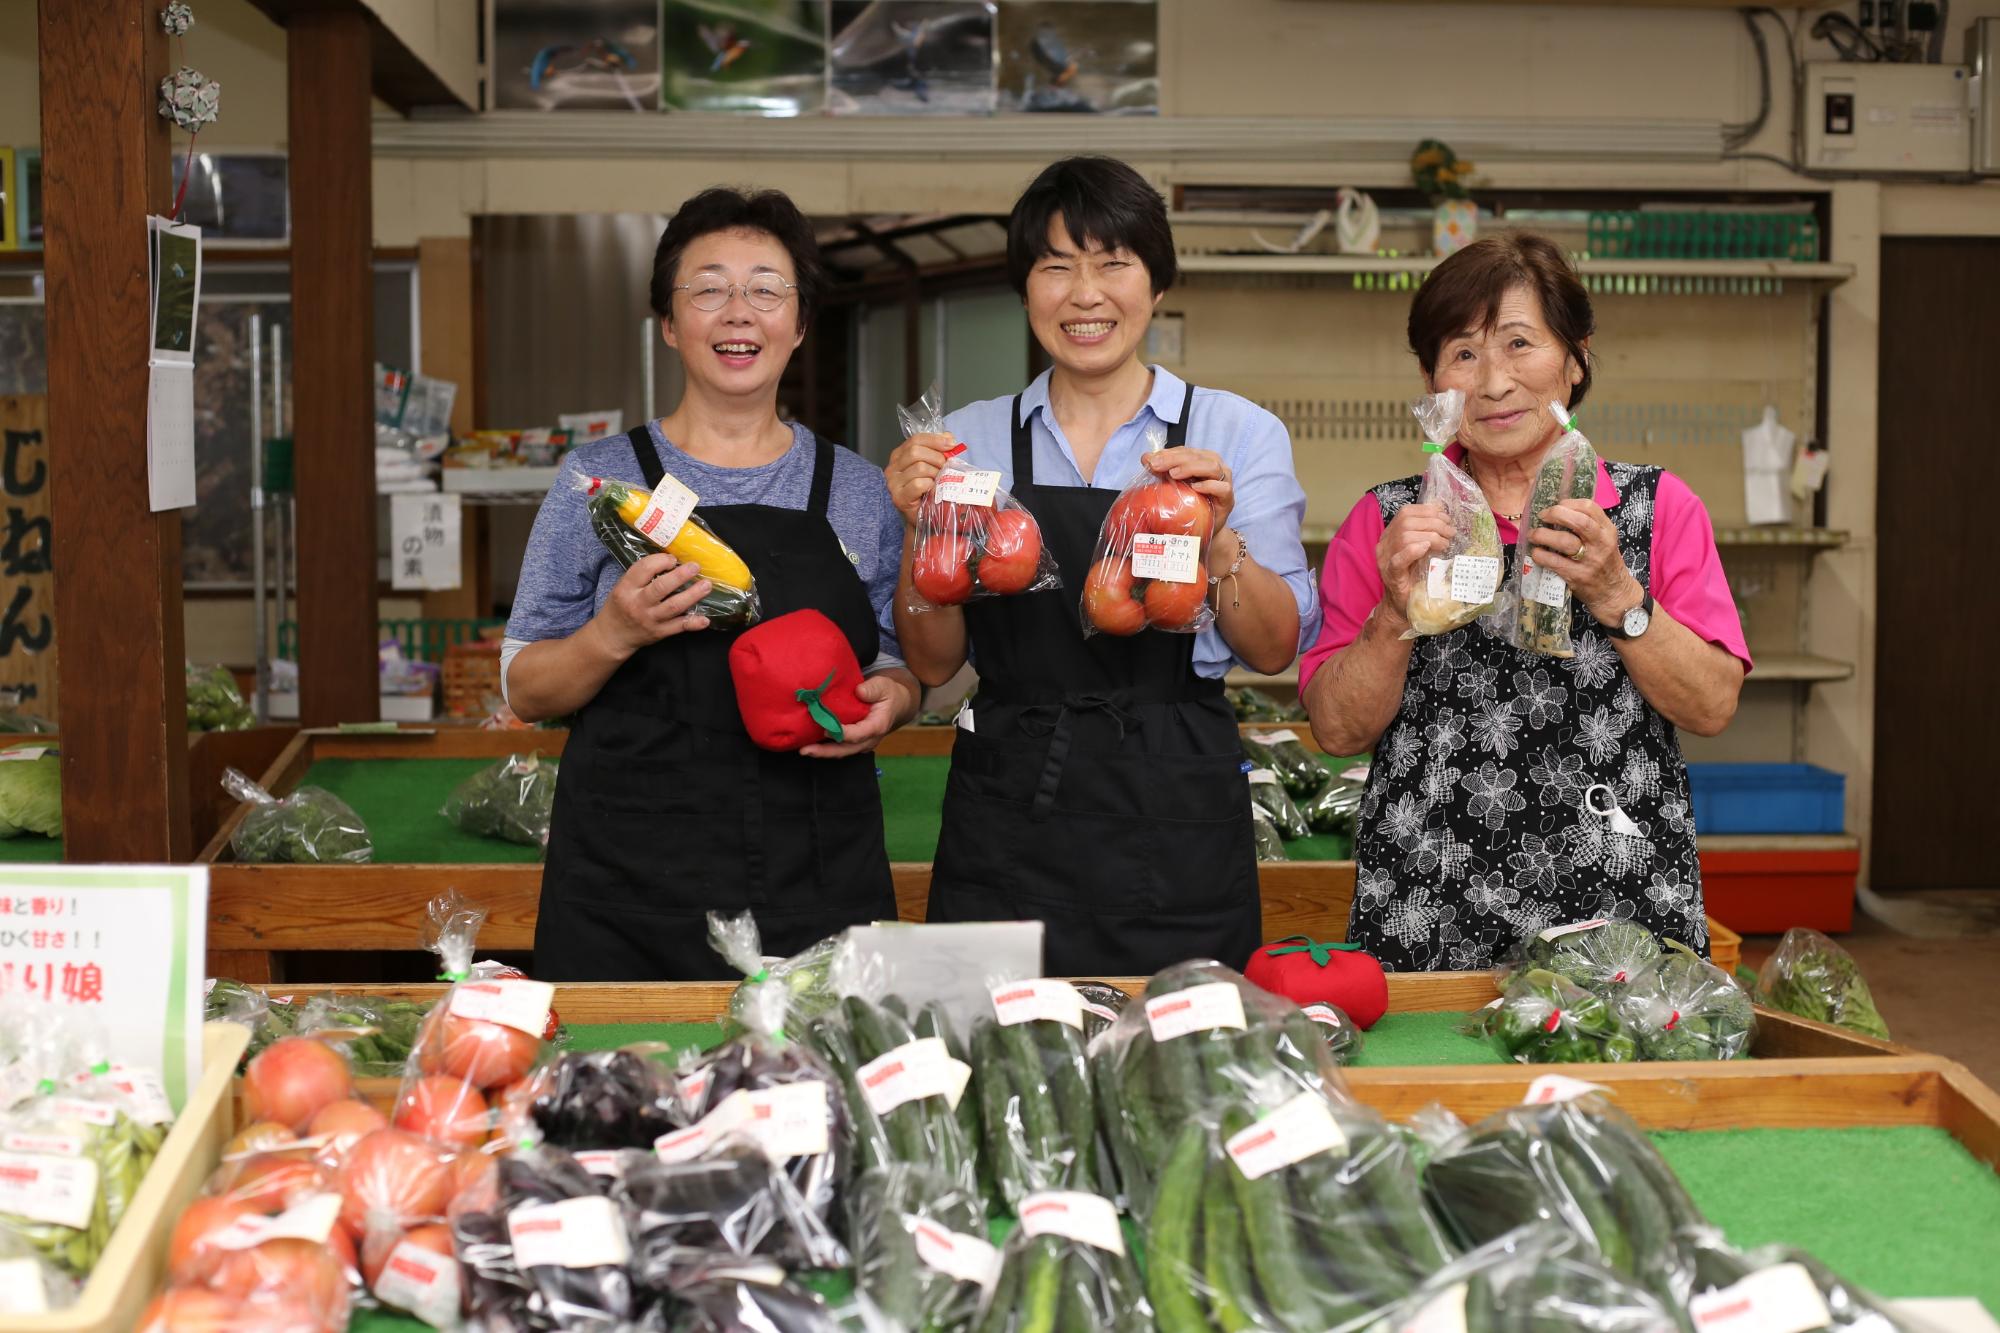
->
[941,365,1320,678]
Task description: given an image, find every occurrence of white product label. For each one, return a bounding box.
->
[1401,1281,1469,1333]
[859,1038,971,1115]
[1250,730,1301,746]
[1247,768,1281,788]
[1131,532,1201,584]
[932,467,1002,508]
[1524,563,1568,609]
[0,748,47,762]
[1689,1264,1833,1333]
[1426,558,1449,601]
[508,1196,631,1270]
[1482,997,1505,1011]
[1340,764,1371,783]
[911,1218,1003,1290]
[656,1082,831,1164]
[575,1150,626,1179]
[992,979,1084,1031]
[47,1098,117,1128]
[0,1067,38,1113]
[211,1192,343,1250]
[0,1257,48,1315]
[703,1259,787,1286]
[1300,1003,1346,1030]
[1225,1093,1348,1180]
[1522,1075,1608,1106]
[0,1150,98,1229]
[635,474,700,548]
[0,1132,82,1158]
[1537,918,1609,944]
[1451,555,1500,603]
[373,1239,463,1327]
[1017,1191,1125,1256]
[677,1067,712,1113]
[450,978,555,1037]
[100,1066,174,1126]
[1145,982,1247,1042]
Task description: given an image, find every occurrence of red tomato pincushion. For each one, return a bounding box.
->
[727,609,872,752]
[1244,936,1389,1030]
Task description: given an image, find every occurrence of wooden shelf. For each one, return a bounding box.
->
[1700,833,1860,853]
[1714,527,1849,549]
[1749,654,1854,683]
[1177,253,1855,289]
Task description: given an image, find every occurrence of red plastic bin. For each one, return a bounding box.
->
[1699,847,1859,934]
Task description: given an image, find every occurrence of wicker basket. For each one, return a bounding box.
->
[443,637,505,718]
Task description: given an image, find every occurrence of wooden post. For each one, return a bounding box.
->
[38,0,191,861]
[288,10,379,725]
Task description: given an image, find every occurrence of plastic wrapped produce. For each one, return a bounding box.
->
[1751,927,1891,1040]
[1300,772,1365,837]
[520,1048,680,1153]
[1248,767,1308,840]
[1511,403,1602,658]
[577,474,761,629]
[293,992,432,1080]
[973,978,1108,1206]
[441,751,559,848]
[670,1268,846,1332]
[0,690,54,734]
[0,1083,170,1277]
[1615,941,1756,1062]
[900,385,1061,609]
[1684,1229,1930,1333]
[1239,730,1328,800]
[618,1140,847,1295]
[974,1191,1151,1333]
[451,1145,636,1330]
[223,766,373,864]
[1069,982,1129,1044]
[848,1163,997,1332]
[1422,1093,1708,1311]
[1467,969,1640,1064]
[722,927,850,1037]
[0,746,61,839]
[239,1033,368,1134]
[1080,424,1217,638]
[1251,806,1288,862]
[0,1231,76,1314]
[1384,1224,1678,1333]
[1403,390,1505,638]
[205,979,292,1071]
[1519,918,1663,992]
[186,663,254,732]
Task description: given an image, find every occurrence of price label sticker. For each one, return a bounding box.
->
[0,1150,98,1229]
[212,1192,343,1250]
[1146,982,1247,1042]
[373,1239,463,1327]
[0,1257,49,1315]
[1131,532,1201,584]
[635,474,700,548]
[1537,918,1609,943]
[575,1150,626,1179]
[1249,730,1301,746]
[1522,1074,1608,1106]
[1225,1093,1348,1180]
[0,748,48,763]
[911,1218,1003,1290]
[992,979,1085,1031]
[1689,1263,1834,1333]
[1451,555,1500,603]
[1,1132,83,1159]
[859,1038,972,1115]
[1524,563,1569,609]
[47,1099,117,1128]
[1246,768,1281,788]
[932,467,1002,508]
[450,978,556,1036]
[98,1066,175,1126]
[1300,1003,1347,1030]
[659,1082,832,1164]
[1400,1281,1469,1333]
[508,1196,631,1270]
[1018,1191,1125,1256]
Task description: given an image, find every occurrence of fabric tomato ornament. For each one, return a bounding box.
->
[728,609,870,752]
[1244,935,1389,1029]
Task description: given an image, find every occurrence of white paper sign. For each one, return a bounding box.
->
[1131,532,1201,584]
[910,1218,1003,1290]
[391,493,464,592]
[1017,1191,1125,1255]
[1689,1263,1833,1333]
[0,867,208,1112]
[147,364,197,513]
[1225,1093,1348,1180]
[1145,982,1247,1042]
[636,474,700,548]
[146,216,202,514]
[991,979,1084,1031]
[932,468,1002,508]
[508,1196,630,1270]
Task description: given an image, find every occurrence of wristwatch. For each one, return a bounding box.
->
[1603,590,1654,640]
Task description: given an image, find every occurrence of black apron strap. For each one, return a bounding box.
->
[1164,381,1195,448]
[1011,394,1033,487]
[628,425,666,489]
[807,436,835,518]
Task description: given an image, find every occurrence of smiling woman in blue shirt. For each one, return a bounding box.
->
[884,156,1320,977]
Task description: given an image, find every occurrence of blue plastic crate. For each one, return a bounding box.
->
[1686,763,1845,835]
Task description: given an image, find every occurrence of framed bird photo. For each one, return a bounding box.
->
[492,0,663,111]
[660,0,830,116]
[829,1,996,116]
[996,0,1157,115]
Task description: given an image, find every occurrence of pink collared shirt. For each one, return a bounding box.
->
[1297,446,1752,695]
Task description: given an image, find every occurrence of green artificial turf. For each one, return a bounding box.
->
[1351,1010,1505,1067]
[295,758,545,864]
[0,834,63,862]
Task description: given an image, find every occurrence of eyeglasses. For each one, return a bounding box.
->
[673,277,798,312]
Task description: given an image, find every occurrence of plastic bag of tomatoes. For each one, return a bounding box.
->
[899,386,1060,610]
[1080,424,1218,638]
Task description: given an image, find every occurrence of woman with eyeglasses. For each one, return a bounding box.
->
[504,187,917,980]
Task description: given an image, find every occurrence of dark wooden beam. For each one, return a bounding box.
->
[39,0,191,861]
[288,10,379,726]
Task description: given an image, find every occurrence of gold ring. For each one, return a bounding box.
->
[1575,539,1586,559]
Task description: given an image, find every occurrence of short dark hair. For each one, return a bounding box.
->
[649,187,826,334]
[1006,157,1177,299]
[1406,231,1596,408]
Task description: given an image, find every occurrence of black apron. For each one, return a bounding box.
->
[535,427,897,981]
[925,384,1262,976]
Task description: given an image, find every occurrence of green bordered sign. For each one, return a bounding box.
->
[0,866,207,1111]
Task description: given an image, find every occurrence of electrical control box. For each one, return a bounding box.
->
[1801,61,1972,174]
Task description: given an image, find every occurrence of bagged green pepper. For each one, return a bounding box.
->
[1517,918,1663,993]
[1467,968,1640,1064]
[1616,940,1756,1062]
[440,751,559,848]
[223,766,373,864]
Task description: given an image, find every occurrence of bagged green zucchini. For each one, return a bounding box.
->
[1519,918,1663,992]
[1510,402,1601,658]
[1300,771,1365,837]
[973,1191,1151,1333]
[1684,1229,1931,1333]
[973,979,1110,1206]
[848,1162,997,1333]
[222,766,372,864]
[1385,1223,1678,1333]
[1247,767,1308,840]
[1750,926,1890,1040]
[1467,968,1639,1064]
[1615,941,1756,1061]
[1251,805,1288,862]
[1241,729,1328,800]
[440,750,559,848]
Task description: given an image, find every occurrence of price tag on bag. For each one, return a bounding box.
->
[1451,555,1500,602]
[635,474,700,547]
[859,1038,972,1115]
[991,979,1084,1030]
[911,1218,1003,1289]
[1400,1282,1469,1333]
[373,1239,463,1327]
[1689,1263,1833,1333]
[1145,982,1247,1042]
[1018,1191,1125,1256]
[1523,563,1568,609]
[657,1082,831,1164]
[508,1196,631,1270]
[0,1150,97,1229]
[1131,532,1201,584]
[1225,1093,1348,1180]
[450,978,555,1036]
[932,468,1001,507]
[1522,1074,1608,1106]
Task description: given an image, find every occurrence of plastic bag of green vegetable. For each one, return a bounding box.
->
[1247,766,1307,840]
[1466,968,1640,1064]
[972,977,1110,1207]
[1517,918,1663,992]
[295,992,432,1078]
[204,978,296,1070]
[1300,771,1365,837]
[1228,685,1305,724]
[1251,805,1288,862]
[0,1085,169,1277]
[0,690,54,735]
[722,926,850,1038]
[0,1230,76,1314]
[1385,1223,1678,1333]
[222,765,373,864]
[1615,940,1756,1061]
[1751,926,1891,1040]
[185,662,253,732]
[1509,402,1601,658]
[0,747,61,839]
[440,751,558,848]
[975,1190,1151,1333]
[1241,729,1327,799]
[848,1162,997,1333]
[1684,1229,1932,1333]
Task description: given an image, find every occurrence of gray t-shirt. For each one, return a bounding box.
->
[502,422,905,699]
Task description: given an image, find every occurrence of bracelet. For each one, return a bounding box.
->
[1208,533,1249,611]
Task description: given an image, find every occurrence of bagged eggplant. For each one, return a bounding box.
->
[668,1268,846,1332]
[1511,402,1601,658]
[1466,968,1640,1065]
[1518,918,1663,993]
[1423,1092,1708,1311]
[441,751,559,848]
[1251,805,1288,862]
[1241,729,1328,800]
[618,1139,847,1293]
[900,384,1061,610]
[1751,927,1891,1040]
[1069,982,1129,1044]
[577,473,761,629]
[1615,940,1756,1062]
[1684,1229,1930,1333]
[973,978,1109,1206]
[849,1163,998,1333]
[451,1144,636,1330]
[974,1191,1151,1333]
[1247,765,1308,840]
[519,1048,680,1152]
[1385,1223,1678,1333]
[222,766,373,864]
[1079,424,1216,638]
[1403,389,1505,638]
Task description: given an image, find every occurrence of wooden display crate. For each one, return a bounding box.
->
[0,1023,248,1333]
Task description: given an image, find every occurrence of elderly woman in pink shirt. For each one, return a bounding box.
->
[1300,232,1751,971]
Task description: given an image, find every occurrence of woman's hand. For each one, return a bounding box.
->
[884,433,957,529]
[594,552,712,658]
[801,672,916,759]
[1145,447,1234,531]
[1529,500,1642,625]
[1373,502,1454,625]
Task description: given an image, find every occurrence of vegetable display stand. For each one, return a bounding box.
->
[875,720,1342,758]
[1,1022,248,1333]
[184,725,299,853]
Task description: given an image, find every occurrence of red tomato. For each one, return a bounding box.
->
[167,1195,265,1284]
[305,1099,387,1164]
[242,1037,355,1132]
[1142,480,1213,540]
[1143,576,1209,630]
[447,1149,501,1219]
[209,1239,351,1331]
[138,1288,256,1333]
[362,1221,455,1291]
[337,1128,453,1240]
[912,534,974,605]
[974,509,1043,595]
[392,1076,492,1150]
[1104,488,1152,541]
[418,1010,542,1090]
[225,1154,328,1213]
[1082,559,1147,636]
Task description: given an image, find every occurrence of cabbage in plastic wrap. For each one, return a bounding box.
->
[0,749,60,838]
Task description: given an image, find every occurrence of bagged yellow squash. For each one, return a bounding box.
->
[576,474,761,628]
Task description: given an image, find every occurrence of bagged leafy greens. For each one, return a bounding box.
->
[1615,940,1756,1062]
[222,766,373,864]
[1519,918,1663,993]
[186,662,253,732]
[1511,402,1601,658]
[1467,968,1640,1064]
[1751,926,1891,1040]
[441,751,559,848]
[0,747,61,838]
[1404,389,1505,638]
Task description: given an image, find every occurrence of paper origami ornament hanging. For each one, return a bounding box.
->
[158,66,220,131]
